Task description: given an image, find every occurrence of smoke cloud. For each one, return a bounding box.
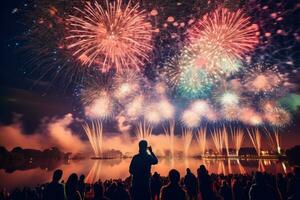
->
[0,113,87,153]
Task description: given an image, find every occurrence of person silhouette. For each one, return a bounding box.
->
[184,168,198,200]
[65,173,82,200]
[197,165,214,200]
[151,172,162,200]
[129,140,158,200]
[78,175,85,199]
[44,169,65,200]
[160,169,187,200]
[249,172,279,200]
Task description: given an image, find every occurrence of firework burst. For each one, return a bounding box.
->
[177,55,214,98]
[181,109,201,128]
[185,7,259,78]
[66,0,153,72]
[189,7,259,59]
[264,106,290,127]
[113,69,142,100]
[244,64,288,94]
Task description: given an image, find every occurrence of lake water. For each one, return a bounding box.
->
[0,158,291,190]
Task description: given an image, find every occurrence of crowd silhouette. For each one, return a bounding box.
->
[1,141,300,200]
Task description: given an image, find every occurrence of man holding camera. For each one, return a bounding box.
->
[129,140,158,200]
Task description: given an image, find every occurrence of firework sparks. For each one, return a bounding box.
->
[247,128,262,156]
[265,128,281,154]
[82,120,103,157]
[125,95,144,119]
[163,120,175,158]
[219,91,240,106]
[221,105,240,121]
[181,110,201,128]
[136,121,152,141]
[83,90,113,120]
[185,7,259,77]
[244,64,288,94]
[182,129,193,157]
[177,55,214,98]
[66,0,153,72]
[239,107,263,126]
[113,69,141,100]
[230,127,245,156]
[157,98,175,120]
[196,127,207,157]
[211,128,224,155]
[144,105,162,125]
[223,127,230,156]
[264,106,290,127]
[189,7,259,59]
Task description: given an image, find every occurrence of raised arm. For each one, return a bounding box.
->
[148,146,158,165]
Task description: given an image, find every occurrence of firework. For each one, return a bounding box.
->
[230,127,245,156]
[125,95,144,119]
[136,121,152,141]
[162,50,214,98]
[177,56,214,98]
[265,128,281,154]
[196,127,207,157]
[239,107,263,126]
[211,128,224,155]
[113,69,141,100]
[163,120,175,158]
[221,105,240,121]
[144,107,162,125]
[155,82,168,95]
[223,127,230,156]
[66,0,153,72]
[83,90,113,120]
[189,7,259,58]
[246,128,262,156]
[185,7,259,77]
[190,100,210,115]
[182,129,193,157]
[181,110,201,128]
[157,98,175,120]
[82,120,103,157]
[264,106,290,127]
[244,64,288,94]
[86,161,102,183]
[219,91,240,107]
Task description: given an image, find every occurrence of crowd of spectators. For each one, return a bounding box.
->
[1,141,299,200]
[0,165,299,200]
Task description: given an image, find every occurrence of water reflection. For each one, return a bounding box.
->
[0,158,291,190]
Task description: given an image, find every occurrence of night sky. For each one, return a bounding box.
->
[1,0,300,147]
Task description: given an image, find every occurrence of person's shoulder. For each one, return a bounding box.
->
[161,184,169,191]
[132,154,140,159]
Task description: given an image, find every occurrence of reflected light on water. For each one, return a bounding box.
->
[0,158,292,189]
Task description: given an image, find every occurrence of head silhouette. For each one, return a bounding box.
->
[254,172,264,185]
[199,165,207,175]
[169,169,180,185]
[66,173,79,191]
[93,183,104,198]
[139,140,148,153]
[186,168,191,174]
[294,166,300,178]
[52,169,63,182]
[79,174,85,181]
